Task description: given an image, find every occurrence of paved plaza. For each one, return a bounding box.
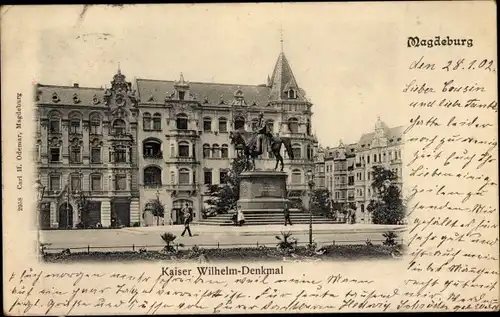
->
[40,224,406,253]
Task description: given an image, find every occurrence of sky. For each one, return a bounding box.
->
[33,3,407,146]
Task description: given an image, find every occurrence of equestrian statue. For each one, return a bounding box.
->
[229,112,294,171]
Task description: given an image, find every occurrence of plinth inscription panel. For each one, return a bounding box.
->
[238,171,289,212]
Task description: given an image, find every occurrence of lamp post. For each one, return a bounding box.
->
[306,171,315,247]
[156,189,161,226]
[35,178,46,254]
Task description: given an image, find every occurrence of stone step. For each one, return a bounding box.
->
[195,221,340,226]
[195,217,341,226]
[194,210,339,226]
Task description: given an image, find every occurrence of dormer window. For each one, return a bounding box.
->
[178,91,185,100]
[73,93,81,104]
[287,89,297,99]
[51,93,60,103]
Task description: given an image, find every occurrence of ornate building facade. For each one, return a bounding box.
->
[36,70,140,229]
[322,118,403,224]
[36,49,318,227]
[354,118,403,223]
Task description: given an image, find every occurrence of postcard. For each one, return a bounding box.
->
[1,2,498,314]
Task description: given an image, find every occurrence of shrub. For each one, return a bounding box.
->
[365,239,373,247]
[186,245,205,259]
[275,231,298,254]
[160,232,178,253]
[383,231,398,247]
[132,222,140,227]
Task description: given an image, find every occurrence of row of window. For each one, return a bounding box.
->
[358,150,401,164]
[142,113,308,134]
[48,146,129,164]
[333,188,372,200]
[46,111,312,136]
[202,144,229,159]
[48,114,126,136]
[144,167,201,187]
[142,166,310,187]
[48,174,127,192]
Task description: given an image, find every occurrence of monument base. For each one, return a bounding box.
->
[237,170,289,213]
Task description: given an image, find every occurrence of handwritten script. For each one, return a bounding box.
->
[404,50,498,312]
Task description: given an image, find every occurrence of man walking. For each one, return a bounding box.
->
[284,203,292,226]
[181,203,193,237]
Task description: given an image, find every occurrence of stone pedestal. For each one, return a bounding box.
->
[238,171,289,212]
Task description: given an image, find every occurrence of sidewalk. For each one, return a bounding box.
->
[122,223,407,236]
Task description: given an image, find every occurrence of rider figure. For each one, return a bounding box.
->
[254,112,267,153]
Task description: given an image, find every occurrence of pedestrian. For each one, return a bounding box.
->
[284,203,292,226]
[237,206,245,226]
[181,203,193,237]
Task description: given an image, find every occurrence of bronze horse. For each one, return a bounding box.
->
[229,128,294,171]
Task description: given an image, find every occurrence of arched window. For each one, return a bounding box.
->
[306,118,311,135]
[69,113,82,135]
[291,169,302,184]
[212,144,220,158]
[153,113,162,130]
[306,145,312,160]
[112,119,126,135]
[178,141,189,157]
[234,116,245,130]
[221,144,229,158]
[48,112,61,133]
[143,112,152,130]
[287,89,297,99]
[170,171,175,184]
[179,168,190,184]
[203,144,211,158]
[266,120,274,134]
[288,118,299,133]
[90,113,101,135]
[143,138,162,159]
[144,166,162,187]
[218,117,227,132]
[361,204,365,213]
[203,117,212,132]
[292,143,302,159]
[176,113,188,130]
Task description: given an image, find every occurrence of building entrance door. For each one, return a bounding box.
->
[40,202,51,229]
[111,199,130,227]
[58,203,73,229]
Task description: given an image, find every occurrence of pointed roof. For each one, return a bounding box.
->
[268,52,303,101]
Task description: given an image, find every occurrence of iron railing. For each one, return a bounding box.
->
[42,237,404,254]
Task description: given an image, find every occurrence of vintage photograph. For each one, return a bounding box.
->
[3,2,497,315]
[33,6,407,263]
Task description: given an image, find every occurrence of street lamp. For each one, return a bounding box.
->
[35,178,46,254]
[306,170,315,247]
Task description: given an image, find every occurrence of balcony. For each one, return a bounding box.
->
[168,129,199,138]
[166,156,200,165]
[143,152,163,160]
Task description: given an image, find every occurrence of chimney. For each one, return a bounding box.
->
[73,83,79,88]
